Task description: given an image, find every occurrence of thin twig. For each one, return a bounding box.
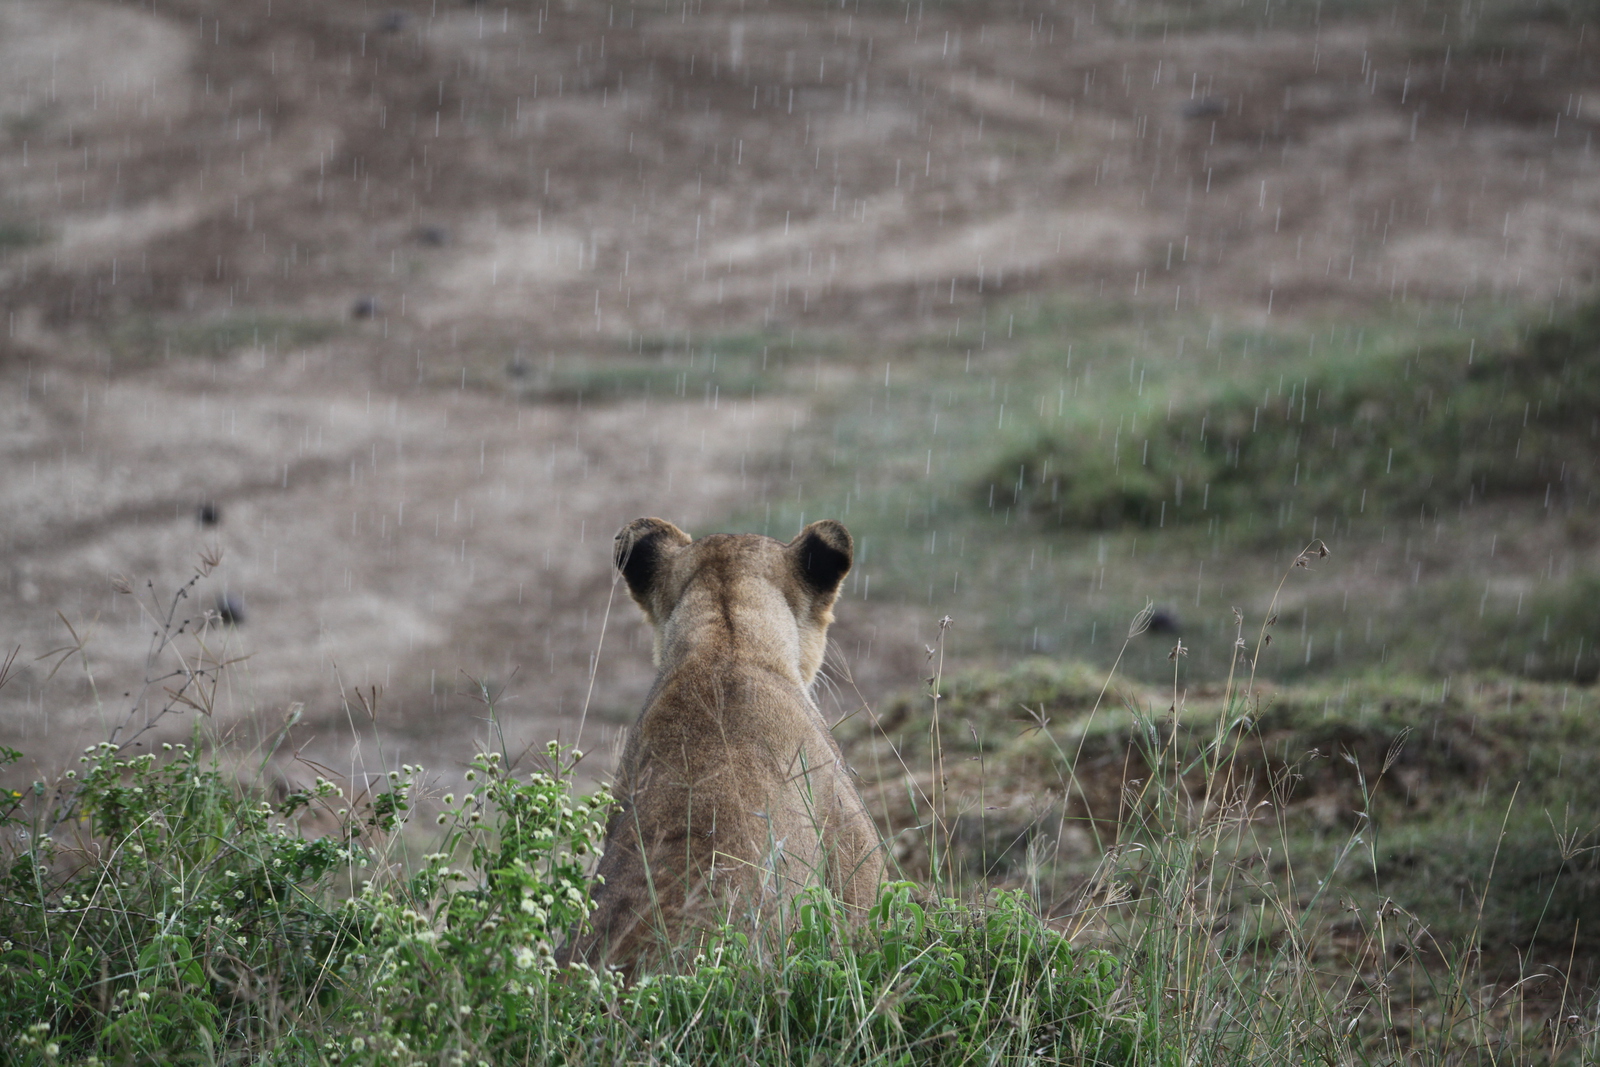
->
[573,569,623,764]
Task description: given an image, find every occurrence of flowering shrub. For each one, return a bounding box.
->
[0,737,614,1065]
[0,738,364,1060]
[336,745,615,1062]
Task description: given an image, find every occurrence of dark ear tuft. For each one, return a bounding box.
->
[614,518,691,602]
[790,520,853,596]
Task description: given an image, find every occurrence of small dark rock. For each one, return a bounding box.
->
[1147,609,1181,635]
[506,356,531,378]
[377,10,407,32]
[197,501,222,526]
[351,296,380,319]
[1181,98,1228,120]
[416,225,449,247]
[215,593,246,626]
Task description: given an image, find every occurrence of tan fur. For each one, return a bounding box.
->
[557,518,885,976]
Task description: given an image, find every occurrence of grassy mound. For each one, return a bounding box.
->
[983,301,1600,531]
[846,659,1600,983]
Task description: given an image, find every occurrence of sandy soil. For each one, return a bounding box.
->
[2,0,1598,788]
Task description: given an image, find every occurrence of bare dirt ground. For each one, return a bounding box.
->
[3,0,1600,788]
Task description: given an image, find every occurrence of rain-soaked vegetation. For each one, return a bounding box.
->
[991,305,1600,533]
[4,0,1600,1061]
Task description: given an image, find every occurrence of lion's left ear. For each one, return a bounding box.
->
[787,520,853,597]
[614,517,692,605]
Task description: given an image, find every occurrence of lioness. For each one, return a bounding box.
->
[559,517,885,975]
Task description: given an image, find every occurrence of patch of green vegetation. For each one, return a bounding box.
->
[1477,0,1600,29]
[1095,0,1598,35]
[1290,570,1600,684]
[1,738,379,1062]
[1097,0,1392,34]
[0,735,1152,1066]
[619,885,1153,1067]
[455,329,834,404]
[0,221,44,251]
[1371,808,1600,965]
[504,350,779,405]
[103,314,339,363]
[986,300,1600,534]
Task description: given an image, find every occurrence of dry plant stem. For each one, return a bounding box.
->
[1030,620,1151,873]
[1221,608,1246,722]
[969,721,987,885]
[333,659,379,817]
[835,658,941,882]
[572,571,622,763]
[834,663,907,824]
[330,659,409,879]
[0,645,20,693]
[1061,601,1153,835]
[1548,925,1584,1061]
[105,562,223,751]
[1154,539,1332,936]
[928,615,953,892]
[1163,641,1188,807]
[462,670,516,767]
[42,565,245,834]
[1473,785,1520,953]
[1241,539,1329,705]
[1435,784,1522,1042]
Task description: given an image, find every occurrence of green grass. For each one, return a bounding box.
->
[102,314,340,364]
[433,326,839,405]
[506,331,807,404]
[0,221,45,251]
[1091,0,1600,35]
[990,301,1600,534]
[1286,569,1600,684]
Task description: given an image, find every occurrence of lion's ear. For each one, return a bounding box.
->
[788,520,853,597]
[614,518,692,603]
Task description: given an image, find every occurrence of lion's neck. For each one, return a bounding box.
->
[655,588,809,689]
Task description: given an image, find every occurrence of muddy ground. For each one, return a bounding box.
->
[3,0,1600,789]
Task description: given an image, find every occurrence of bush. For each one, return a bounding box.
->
[0,739,362,1061]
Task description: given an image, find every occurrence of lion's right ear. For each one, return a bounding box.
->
[788,519,853,598]
[614,518,692,604]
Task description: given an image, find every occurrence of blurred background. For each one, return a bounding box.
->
[2,0,1598,787]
